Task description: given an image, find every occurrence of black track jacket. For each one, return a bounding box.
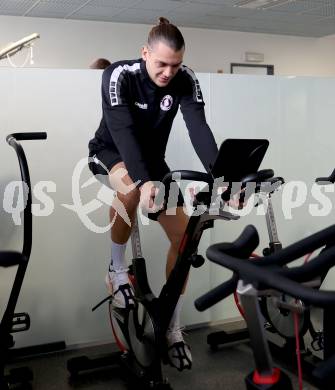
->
[89,58,218,185]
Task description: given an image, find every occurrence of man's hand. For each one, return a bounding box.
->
[220,186,247,209]
[139,181,163,213]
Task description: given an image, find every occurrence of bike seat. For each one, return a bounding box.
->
[0,251,26,267]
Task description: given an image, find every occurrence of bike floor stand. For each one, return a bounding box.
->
[4,340,66,389]
[207,327,250,350]
[67,351,121,377]
[245,369,293,390]
[67,350,172,389]
[264,330,329,388]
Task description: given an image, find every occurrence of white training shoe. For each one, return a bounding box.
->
[106,268,135,309]
[166,327,192,371]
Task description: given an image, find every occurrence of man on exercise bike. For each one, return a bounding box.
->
[88,17,218,371]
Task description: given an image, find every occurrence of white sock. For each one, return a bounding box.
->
[168,295,184,332]
[110,240,127,270]
[109,241,128,285]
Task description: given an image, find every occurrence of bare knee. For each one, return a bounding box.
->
[159,212,189,251]
[108,161,140,215]
[116,189,140,213]
[110,189,140,242]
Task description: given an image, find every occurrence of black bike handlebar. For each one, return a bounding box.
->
[162,169,276,188]
[6,132,47,142]
[240,169,274,186]
[161,170,213,186]
[6,132,47,259]
[195,225,259,312]
[209,224,260,258]
[161,169,278,205]
[267,176,285,186]
[195,275,239,312]
[195,224,335,311]
[316,168,335,184]
[250,224,335,268]
[202,244,335,309]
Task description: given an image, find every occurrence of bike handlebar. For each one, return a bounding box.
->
[195,224,335,311]
[239,169,274,186]
[160,169,279,206]
[204,245,335,309]
[161,169,276,187]
[6,132,47,142]
[195,225,259,311]
[316,168,335,184]
[6,132,47,259]
[250,224,335,268]
[161,170,213,186]
[195,275,239,312]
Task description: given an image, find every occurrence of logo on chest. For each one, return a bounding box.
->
[160,95,173,111]
[135,102,148,110]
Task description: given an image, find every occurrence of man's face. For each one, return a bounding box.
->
[142,41,184,87]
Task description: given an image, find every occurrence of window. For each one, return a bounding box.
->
[230,63,274,75]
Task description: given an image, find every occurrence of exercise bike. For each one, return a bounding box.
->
[206,171,287,349]
[0,132,46,389]
[207,171,330,373]
[195,223,335,389]
[253,170,335,378]
[67,138,282,389]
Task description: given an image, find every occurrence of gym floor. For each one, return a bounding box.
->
[8,325,316,390]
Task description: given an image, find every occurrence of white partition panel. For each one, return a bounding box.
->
[1,70,335,348]
[208,74,335,321]
[0,69,112,347]
[0,70,211,348]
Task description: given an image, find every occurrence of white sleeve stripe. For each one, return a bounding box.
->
[181,65,203,103]
[109,62,141,106]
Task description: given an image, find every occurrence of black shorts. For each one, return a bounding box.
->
[88,149,184,221]
[88,149,122,186]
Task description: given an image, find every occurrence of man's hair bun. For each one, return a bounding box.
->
[158,17,170,25]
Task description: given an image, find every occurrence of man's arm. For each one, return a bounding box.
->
[101,66,151,186]
[179,67,218,172]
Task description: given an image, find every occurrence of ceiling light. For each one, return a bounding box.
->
[0,33,40,60]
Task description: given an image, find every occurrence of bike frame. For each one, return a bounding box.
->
[133,207,239,339]
[68,138,275,384]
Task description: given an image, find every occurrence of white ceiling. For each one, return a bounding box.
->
[0,0,335,37]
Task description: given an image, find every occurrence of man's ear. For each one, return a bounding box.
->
[141,45,149,61]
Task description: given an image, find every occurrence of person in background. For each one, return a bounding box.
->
[89,58,111,69]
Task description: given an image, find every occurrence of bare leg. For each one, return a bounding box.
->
[106,162,140,308]
[158,207,189,291]
[158,205,193,370]
[157,207,192,370]
[108,162,140,243]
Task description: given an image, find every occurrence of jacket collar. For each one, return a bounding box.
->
[140,59,157,89]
